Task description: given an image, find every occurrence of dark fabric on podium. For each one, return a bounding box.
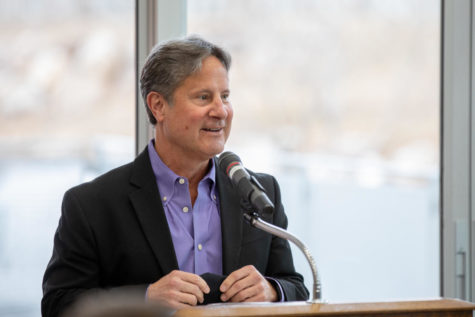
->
[42,147,309,317]
[199,273,226,305]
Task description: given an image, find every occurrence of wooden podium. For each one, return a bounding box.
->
[174,298,475,317]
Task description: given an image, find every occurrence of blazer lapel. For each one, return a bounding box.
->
[129,148,178,275]
[216,160,243,274]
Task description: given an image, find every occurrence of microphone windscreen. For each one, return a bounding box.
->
[217,151,242,175]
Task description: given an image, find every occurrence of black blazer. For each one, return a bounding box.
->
[42,148,308,317]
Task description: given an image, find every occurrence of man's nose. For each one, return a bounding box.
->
[210,96,228,119]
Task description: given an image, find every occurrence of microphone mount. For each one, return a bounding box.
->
[218,150,322,302]
[243,210,322,303]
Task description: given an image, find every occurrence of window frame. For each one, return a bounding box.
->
[135,0,187,154]
[441,0,474,301]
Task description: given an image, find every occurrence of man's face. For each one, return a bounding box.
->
[156,56,233,162]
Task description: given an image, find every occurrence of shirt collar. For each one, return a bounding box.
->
[147,140,217,202]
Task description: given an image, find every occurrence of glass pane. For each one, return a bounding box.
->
[188,0,440,302]
[0,1,134,315]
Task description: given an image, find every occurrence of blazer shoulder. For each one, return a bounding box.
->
[249,170,276,183]
[68,160,134,197]
[67,147,152,197]
[248,170,279,194]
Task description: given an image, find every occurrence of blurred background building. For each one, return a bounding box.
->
[185,0,440,303]
[0,1,134,315]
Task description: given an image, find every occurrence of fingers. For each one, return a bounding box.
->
[227,283,258,302]
[172,289,202,306]
[176,279,205,304]
[220,265,252,292]
[219,265,253,301]
[224,278,276,303]
[166,271,207,304]
[179,271,211,295]
[220,265,277,302]
[146,270,210,309]
[240,278,277,302]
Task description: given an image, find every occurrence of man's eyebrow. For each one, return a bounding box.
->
[191,88,211,94]
[192,88,230,94]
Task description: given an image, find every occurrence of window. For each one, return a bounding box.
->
[188,0,440,301]
[0,1,134,315]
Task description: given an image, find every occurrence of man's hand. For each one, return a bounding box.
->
[219,265,277,302]
[146,270,210,309]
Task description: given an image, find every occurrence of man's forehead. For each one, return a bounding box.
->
[179,58,229,85]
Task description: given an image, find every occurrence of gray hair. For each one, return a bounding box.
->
[140,36,232,125]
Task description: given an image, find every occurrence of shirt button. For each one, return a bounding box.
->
[212,194,216,201]
[179,178,185,184]
[182,206,189,213]
[198,244,203,251]
[162,196,167,201]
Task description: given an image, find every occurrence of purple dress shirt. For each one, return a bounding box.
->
[147,140,284,301]
[148,141,222,275]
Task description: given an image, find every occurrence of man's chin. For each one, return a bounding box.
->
[204,145,226,158]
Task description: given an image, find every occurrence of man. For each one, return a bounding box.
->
[42,36,308,317]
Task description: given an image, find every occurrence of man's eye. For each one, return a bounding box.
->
[199,95,208,100]
[222,94,229,101]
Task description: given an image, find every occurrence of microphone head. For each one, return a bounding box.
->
[218,151,242,176]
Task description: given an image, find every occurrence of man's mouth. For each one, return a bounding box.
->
[202,127,223,132]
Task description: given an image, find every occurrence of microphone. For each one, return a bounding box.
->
[218,151,274,214]
[218,151,322,302]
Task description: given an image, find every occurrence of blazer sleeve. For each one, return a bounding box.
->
[262,175,309,301]
[41,189,147,317]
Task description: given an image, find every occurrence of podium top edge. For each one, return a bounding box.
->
[174,298,475,317]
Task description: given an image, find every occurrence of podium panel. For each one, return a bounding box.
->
[174,299,475,317]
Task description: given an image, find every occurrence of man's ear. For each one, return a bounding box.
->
[146,91,168,123]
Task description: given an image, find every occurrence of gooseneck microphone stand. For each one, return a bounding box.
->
[243,211,322,303]
[218,151,322,303]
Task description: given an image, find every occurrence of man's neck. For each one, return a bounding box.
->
[153,141,211,186]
